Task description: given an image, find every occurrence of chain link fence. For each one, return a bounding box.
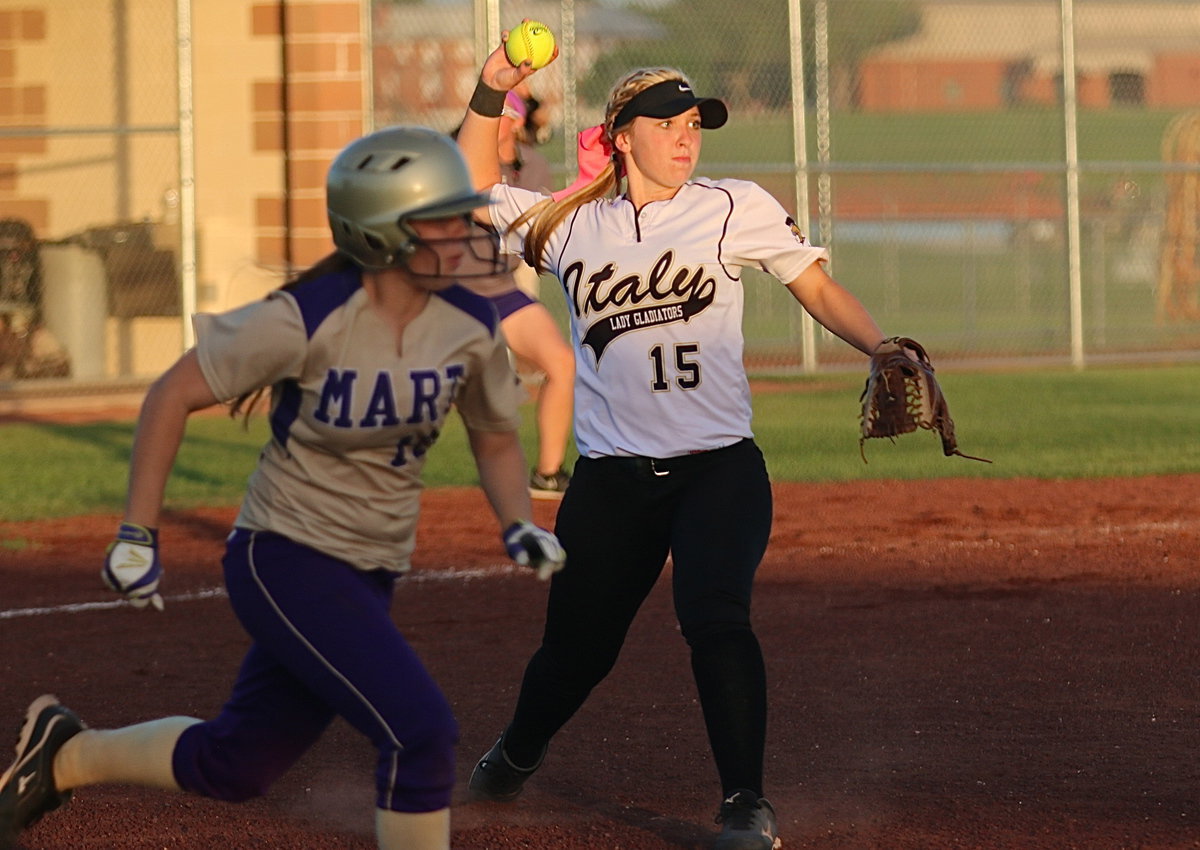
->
[0,0,182,386]
[4,0,1200,396]
[375,0,1200,370]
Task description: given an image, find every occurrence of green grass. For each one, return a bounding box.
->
[0,415,267,521]
[542,108,1192,361]
[1,363,1197,521]
[750,365,1200,480]
[699,108,1182,167]
[663,108,1188,359]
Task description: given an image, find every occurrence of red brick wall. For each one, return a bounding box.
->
[250,1,365,270]
[0,7,48,232]
[859,59,1010,111]
[1151,53,1200,107]
[372,38,474,118]
[1076,73,1110,109]
[862,54,1200,111]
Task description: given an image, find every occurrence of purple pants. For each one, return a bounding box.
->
[171,529,457,812]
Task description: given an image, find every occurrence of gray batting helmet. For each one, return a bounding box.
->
[326,126,491,270]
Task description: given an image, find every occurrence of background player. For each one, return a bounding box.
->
[455,91,575,499]
[0,126,564,850]
[456,38,900,850]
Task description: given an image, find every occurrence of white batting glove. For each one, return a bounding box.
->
[102,522,165,611]
[502,520,566,581]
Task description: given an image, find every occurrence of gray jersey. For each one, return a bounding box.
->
[489,178,828,459]
[194,268,522,572]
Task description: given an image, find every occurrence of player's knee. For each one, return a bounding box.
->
[185,744,278,802]
[386,698,459,765]
[680,617,754,649]
[413,706,459,755]
[542,637,620,688]
[379,712,459,812]
[182,761,276,802]
[172,721,296,803]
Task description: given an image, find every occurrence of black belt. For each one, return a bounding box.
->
[598,438,751,478]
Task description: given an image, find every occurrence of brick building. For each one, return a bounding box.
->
[860,1,1200,111]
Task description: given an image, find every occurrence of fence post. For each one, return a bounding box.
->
[177,0,197,350]
[788,0,816,372]
[474,0,500,68]
[560,0,579,178]
[1060,0,1085,368]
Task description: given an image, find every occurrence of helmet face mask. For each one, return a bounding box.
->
[327,126,505,276]
[401,217,514,280]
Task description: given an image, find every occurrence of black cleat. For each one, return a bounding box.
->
[467,732,545,803]
[0,695,85,850]
[714,788,781,850]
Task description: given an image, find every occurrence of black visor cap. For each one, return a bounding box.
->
[613,79,728,131]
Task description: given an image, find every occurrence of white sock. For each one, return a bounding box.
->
[375,807,450,850]
[54,716,201,792]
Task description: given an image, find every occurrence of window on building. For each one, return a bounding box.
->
[1002,60,1032,106]
[1109,72,1145,106]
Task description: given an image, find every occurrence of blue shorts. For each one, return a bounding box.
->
[171,529,458,812]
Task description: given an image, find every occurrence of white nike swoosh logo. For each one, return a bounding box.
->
[18,773,32,794]
[678,84,690,92]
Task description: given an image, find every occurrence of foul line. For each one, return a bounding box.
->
[0,564,520,621]
[0,587,226,619]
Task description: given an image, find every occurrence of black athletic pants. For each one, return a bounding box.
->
[504,437,773,797]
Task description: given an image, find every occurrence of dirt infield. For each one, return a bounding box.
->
[2,474,1200,849]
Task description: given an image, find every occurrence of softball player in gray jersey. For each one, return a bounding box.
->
[456,40,898,850]
[0,127,564,850]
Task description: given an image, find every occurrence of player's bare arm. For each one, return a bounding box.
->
[467,426,565,581]
[124,349,220,528]
[466,426,536,530]
[458,36,554,226]
[785,262,885,356]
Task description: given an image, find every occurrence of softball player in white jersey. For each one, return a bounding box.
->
[0,127,564,850]
[456,41,896,850]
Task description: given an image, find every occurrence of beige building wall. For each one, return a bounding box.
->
[193,0,289,313]
[0,0,368,378]
[196,0,366,311]
[2,4,178,237]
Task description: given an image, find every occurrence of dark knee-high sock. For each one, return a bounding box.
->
[690,628,767,797]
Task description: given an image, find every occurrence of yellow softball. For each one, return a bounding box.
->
[504,21,555,70]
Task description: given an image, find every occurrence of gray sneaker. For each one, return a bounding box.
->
[529,468,570,501]
[0,695,85,850]
[467,733,545,803]
[714,789,781,850]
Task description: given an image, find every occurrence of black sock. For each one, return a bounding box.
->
[690,628,767,797]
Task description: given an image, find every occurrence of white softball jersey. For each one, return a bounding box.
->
[193,268,523,573]
[489,178,829,459]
